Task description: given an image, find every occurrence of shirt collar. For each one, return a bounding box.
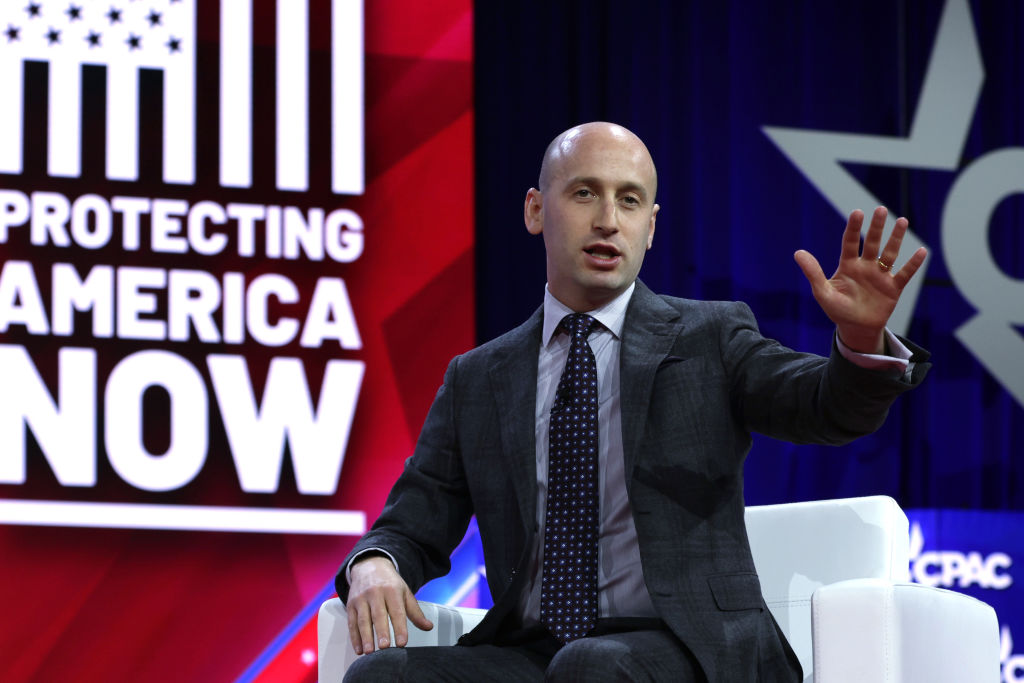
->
[542,282,635,346]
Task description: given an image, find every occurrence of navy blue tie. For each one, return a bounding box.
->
[541,313,600,643]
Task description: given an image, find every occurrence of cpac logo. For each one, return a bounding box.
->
[908,522,1013,591]
[764,0,1024,408]
[0,0,363,194]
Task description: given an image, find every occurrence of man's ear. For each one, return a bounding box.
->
[524,188,543,235]
[646,203,659,249]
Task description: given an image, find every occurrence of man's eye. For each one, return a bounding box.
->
[621,196,640,206]
[575,189,594,198]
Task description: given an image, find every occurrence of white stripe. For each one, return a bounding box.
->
[106,64,139,181]
[48,60,81,178]
[220,0,252,188]
[0,61,22,174]
[332,0,364,195]
[163,21,196,184]
[276,0,308,191]
[0,499,366,535]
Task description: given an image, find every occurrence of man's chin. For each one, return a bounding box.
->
[584,270,631,290]
[575,277,630,305]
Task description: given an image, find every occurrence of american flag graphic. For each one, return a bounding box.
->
[0,0,363,194]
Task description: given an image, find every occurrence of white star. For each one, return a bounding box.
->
[762,0,982,334]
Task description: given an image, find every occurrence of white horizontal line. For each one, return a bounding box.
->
[0,499,366,535]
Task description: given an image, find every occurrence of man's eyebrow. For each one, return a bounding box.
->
[566,176,650,201]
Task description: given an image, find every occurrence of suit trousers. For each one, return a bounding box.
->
[342,619,706,683]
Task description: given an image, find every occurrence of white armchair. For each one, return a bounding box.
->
[319,496,1000,682]
[745,496,999,682]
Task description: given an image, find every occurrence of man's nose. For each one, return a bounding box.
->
[594,198,619,233]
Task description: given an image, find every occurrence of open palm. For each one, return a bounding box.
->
[794,207,927,354]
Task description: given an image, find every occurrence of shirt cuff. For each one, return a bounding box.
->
[345,547,400,584]
[836,328,911,374]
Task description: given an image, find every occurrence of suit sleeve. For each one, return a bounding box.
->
[718,301,931,445]
[335,355,474,602]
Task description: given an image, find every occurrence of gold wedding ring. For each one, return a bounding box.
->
[877,258,893,272]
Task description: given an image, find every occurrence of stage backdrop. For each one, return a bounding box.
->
[3,0,1023,681]
[0,1,473,681]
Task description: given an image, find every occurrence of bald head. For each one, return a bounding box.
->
[523,121,660,312]
[537,122,658,200]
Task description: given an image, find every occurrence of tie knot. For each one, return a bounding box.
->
[561,313,596,340]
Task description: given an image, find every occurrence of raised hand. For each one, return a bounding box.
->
[794,207,927,354]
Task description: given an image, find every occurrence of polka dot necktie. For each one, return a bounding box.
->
[541,313,600,643]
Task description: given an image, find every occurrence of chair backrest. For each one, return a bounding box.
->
[745,495,910,681]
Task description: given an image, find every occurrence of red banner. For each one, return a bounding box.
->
[0,1,473,680]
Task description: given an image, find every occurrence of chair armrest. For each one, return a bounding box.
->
[318,597,358,681]
[317,597,488,680]
[811,579,1000,682]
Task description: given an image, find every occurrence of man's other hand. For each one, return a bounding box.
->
[346,555,434,655]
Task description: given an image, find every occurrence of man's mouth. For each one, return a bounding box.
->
[584,245,621,261]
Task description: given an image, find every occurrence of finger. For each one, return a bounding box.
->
[892,246,928,290]
[794,250,828,294]
[878,216,908,268]
[861,206,888,260]
[839,210,864,263]
[405,592,434,631]
[369,594,392,650]
[347,604,363,655]
[355,600,376,654]
[384,589,409,647]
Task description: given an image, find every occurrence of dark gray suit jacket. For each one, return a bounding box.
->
[336,281,930,682]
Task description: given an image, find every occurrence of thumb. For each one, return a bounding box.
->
[793,250,827,292]
[405,592,434,631]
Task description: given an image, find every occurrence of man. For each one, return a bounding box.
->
[336,122,929,681]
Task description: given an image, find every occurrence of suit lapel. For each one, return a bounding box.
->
[488,307,543,532]
[620,282,686,481]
